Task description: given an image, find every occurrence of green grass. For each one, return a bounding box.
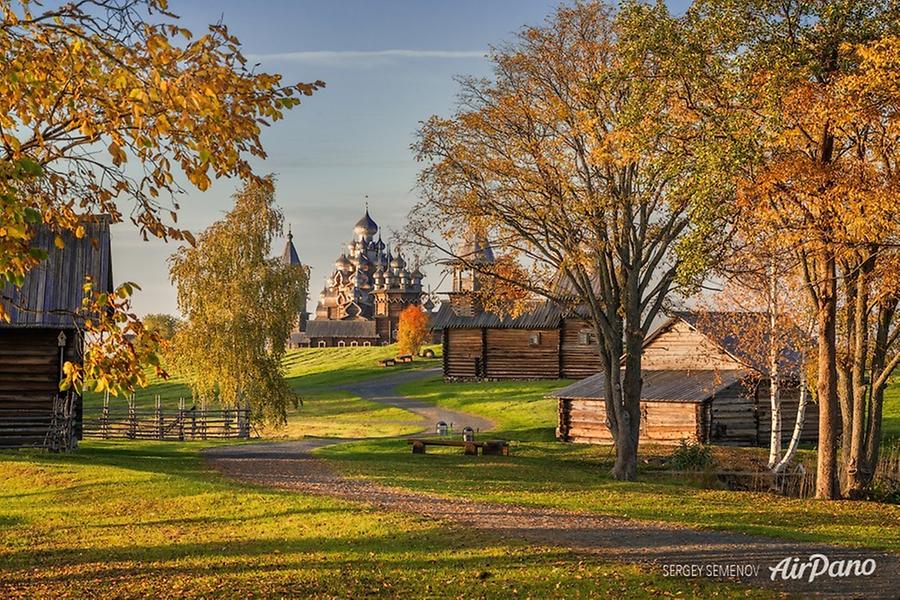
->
[319,375,900,553]
[883,378,900,441]
[84,344,441,440]
[0,441,769,599]
[261,390,423,439]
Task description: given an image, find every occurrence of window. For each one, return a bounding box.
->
[317,341,326,348]
[337,340,346,347]
[578,329,596,345]
[363,341,371,347]
[529,332,541,346]
[350,341,358,347]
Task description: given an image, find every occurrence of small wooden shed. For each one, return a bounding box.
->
[552,312,819,447]
[0,219,113,448]
[432,301,604,380]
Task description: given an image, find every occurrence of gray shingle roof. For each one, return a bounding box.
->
[1,218,113,328]
[430,300,583,330]
[305,319,378,338]
[549,369,745,402]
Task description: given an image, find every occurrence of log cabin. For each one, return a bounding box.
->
[552,311,819,447]
[433,236,603,380]
[0,218,113,448]
[432,301,604,380]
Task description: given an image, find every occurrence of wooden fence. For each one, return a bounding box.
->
[83,396,252,441]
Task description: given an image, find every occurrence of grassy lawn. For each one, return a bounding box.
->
[883,378,900,441]
[0,441,770,599]
[319,374,900,553]
[84,345,440,440]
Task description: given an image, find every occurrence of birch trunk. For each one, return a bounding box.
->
[773,366,808,474]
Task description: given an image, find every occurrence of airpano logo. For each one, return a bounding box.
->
[769,554,877,582]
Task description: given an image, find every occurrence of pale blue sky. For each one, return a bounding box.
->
[114,0,690,316]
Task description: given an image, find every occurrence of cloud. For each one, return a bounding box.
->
[248,48,487,65]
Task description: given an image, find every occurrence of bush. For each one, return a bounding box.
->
[670,440,713,471]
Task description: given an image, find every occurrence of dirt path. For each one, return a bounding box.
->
[205,369,897,598]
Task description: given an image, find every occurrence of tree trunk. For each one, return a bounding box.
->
[815,252,840,500]
[613,322,644,481]
[767,265,781,468]
[773,365,808,474]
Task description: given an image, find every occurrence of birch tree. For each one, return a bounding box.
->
[168,179,309,426]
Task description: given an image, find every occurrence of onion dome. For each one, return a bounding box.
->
[334,254,352,270]
[391,254,406,270]
[423,297,435,311]
[411,267,423,280]
[353,209,378,238]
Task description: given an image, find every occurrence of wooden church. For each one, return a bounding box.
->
[292,208,432,348]
[0,218,113,448]
[552,311,819,447]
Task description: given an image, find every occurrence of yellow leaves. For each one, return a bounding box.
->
[54,235,65,249]
[107,141,127,165]
[3,133,21,153]
[128,87,148,102]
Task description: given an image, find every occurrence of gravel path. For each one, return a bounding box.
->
[205,369,898,598]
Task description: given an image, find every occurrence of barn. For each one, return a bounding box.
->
[431,301,604,380]
[0,219,113,449]
[552,311,819,447]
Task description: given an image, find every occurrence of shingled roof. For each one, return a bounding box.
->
[1,218,113,328]
[549,369,745,402]
[430,300,578,330]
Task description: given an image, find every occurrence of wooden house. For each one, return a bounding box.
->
[0,219,113,448]
[552,311,819,447]
[433,236,603,380]
[432,301,604,380]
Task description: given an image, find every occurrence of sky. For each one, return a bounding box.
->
[113,0,691,317]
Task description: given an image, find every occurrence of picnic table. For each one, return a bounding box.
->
[407,437,510,456]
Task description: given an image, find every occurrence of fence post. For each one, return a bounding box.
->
[201,403,207,440]
[155,395,163,440]
[225,408,232,437]
[178,397,185,441]
[189,398,196,440]
[101,390,110,439]
[238,400,250,439]
[128,395,136,439]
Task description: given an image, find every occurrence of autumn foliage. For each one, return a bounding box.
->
[0,0,321,394]
[397,305,430,357]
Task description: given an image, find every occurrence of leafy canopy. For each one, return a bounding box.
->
[168,179,309,426]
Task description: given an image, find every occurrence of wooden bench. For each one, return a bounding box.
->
[396,354,413,363]
[407,438,510,456]
[377,358,397,368]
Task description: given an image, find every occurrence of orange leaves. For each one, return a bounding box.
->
[397,305,430,357]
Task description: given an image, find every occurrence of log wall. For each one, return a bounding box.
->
[484,328,559,379]
[0,328,80,447]
[443,328,484,378]
[557,398,700,445]
[559,319,604,379]
[642,320,744,371]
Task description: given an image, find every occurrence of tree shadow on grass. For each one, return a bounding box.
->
[0,525,570,585]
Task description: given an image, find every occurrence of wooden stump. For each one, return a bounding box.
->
[464,442,478,456]
[411,440,426,454]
